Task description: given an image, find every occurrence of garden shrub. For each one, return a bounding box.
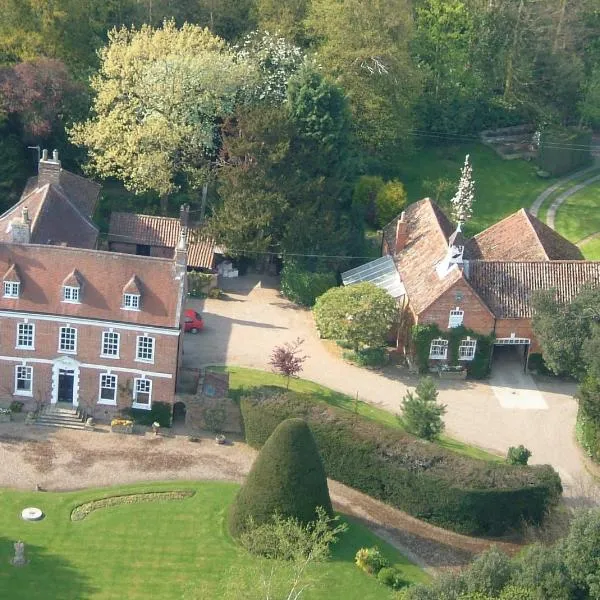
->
[280,260,336,307]
[203,407,226,433]
[229,418,333,538]
[576,408,600,462]
[506,445,532,466]
[187,271,214,297]
[352,175,384,226]
[126,401,172,427]
[342,347,388,367]
[9,400,24,413]
[240,389,562,535]
[526,353,553,375]
[411,324,493,379]
[400,377,446,441]
[355,547,389,575]
[377,566,406,590]
[375,179,407,227]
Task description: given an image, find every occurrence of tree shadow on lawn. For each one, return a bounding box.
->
[0,537,98,599]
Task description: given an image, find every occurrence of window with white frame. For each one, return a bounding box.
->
[136,336,155,362]
[59,326,77,353]
[429,338,448,360]
[62,285,80,303]
[3,281,20,298]
[101,331,120,358]
[15,365,32,395]
[123,294,140,310]
[98,373,117,404]
[133,378,152,408]
[458,338,477,361]
[16,322,34,349]
[448,307,464,328]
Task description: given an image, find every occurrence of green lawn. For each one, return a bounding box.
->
[395,143,552,235]
[0,482,427,600]
[579,236,600,260]
[213,366,502,462]
[553,182,600,245]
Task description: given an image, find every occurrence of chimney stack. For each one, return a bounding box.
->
[38,148,61,187]
[11,207,31,244]
[395,212,408,253]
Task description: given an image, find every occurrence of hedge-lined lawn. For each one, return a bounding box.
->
[396,143,551,235]
[579,236,600,260]
[554,181,600,244]
[214,366,501,462]
[0,482,427,600]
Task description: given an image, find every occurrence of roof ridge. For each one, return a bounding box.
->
[28,184,51,233]
[60,169,101,190]
[52,184,99,233]
[520,208,550,260]
[423,198,451,248]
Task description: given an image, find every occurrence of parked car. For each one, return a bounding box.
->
[184,309,204,333]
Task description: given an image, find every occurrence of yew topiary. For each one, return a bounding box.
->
[229,418,333,538]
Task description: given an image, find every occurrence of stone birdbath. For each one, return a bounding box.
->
[11,540,28,566]
[21,507,44,522]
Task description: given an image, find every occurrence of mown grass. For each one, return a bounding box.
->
[0,481,428,600]
[395,143,551,235]
[554,180,600,244]
[212,365,502,462]
[579,236,600,260]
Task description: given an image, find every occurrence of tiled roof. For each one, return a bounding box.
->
[383,199,467,314]
[466,209,583,261]
[109,212,216,269]
[62,269,83,287]
[0,184,99,249]
[123,275,141,295]
[466,261,600,318]
[0,243,184,328]
[3,263,20,282]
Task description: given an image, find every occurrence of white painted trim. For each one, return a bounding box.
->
[135,335,155,364]
[15,321,35,350]
[98,372,118,405]
[132,402,151,410]
[51,356,80,406]
[133,377,152,410]
[14,364,33,396]
[58,325,78,355]
[100,330,120,359]
[0,355,173,379]
[4,281,20,298]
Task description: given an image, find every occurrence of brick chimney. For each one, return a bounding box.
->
[38,148,61,186]
[179,203,190,228]
[395,212,408,253]
[11,207,31,244]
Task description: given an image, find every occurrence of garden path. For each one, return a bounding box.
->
[577,231,600,247]
[546,171,600,230]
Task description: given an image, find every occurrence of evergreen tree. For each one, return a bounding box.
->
[399,377,446,441]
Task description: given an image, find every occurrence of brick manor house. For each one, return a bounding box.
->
[0,150,187,418]
[345,198,600,369]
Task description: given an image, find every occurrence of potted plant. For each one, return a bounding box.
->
[111,418,134,434]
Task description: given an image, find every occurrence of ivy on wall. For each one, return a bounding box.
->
[411,324,494,379]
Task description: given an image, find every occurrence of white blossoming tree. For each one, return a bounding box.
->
[450,154,475,224]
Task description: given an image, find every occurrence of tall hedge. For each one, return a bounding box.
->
[240,389,562,536]
[229,418,333,538]
[538,127,592,176]
[280,261,337,307]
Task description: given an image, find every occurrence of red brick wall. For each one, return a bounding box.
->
[0,316,179,414]
[418,280,495,335]
[494,318,540,352]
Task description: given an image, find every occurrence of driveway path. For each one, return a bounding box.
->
[184,276,598,506]
[0,423,519,574]
[546,171,600,229]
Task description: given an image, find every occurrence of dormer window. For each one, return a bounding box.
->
[63,286,80,303]
[123,293,140,310]
[4,281,20,298]
[122,275,142,311]
[62,269,83,304]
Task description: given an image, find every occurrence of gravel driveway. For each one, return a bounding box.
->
[184,274,598,505]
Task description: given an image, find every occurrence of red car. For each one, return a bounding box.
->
[183,309,204,333]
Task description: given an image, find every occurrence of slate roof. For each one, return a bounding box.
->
[0,243,184,328]
[466,261,600,318]
[466,209,583,261]
[109,212,216,270]
[383,199,467,314]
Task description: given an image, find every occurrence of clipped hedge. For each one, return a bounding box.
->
[280,261,337,307]
[240,388,562,536]
[576,408,600,463]
[125,401,172,427]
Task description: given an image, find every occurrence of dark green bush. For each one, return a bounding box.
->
[576,408,600,463]
[280,261,337,307]
[229,418,333,538]
[527,353,553,375]
[506,445,532,465]
[9,400,24,413]
[342,347,389,367]
[240,389,562,535]
[377,566,406,590]
[126,401,172,427]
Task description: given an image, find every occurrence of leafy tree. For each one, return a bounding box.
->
[313,283,397,353]
[352,175,384,227]
[269,338,307,388]
[375,179,407,227]
[228,418,333,538]
[399,376,446,441]
[506,445,532,466]
[562,509,600,598]
[280,261,337,307]
[577,375,600,422]
[255,0,310,44]
[450,154,475,225]
[71,21,255,213]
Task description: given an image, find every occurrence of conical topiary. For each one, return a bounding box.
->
[229,418,333,538]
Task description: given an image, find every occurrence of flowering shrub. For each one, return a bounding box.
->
[110,418,133,428]
[355,547,389,575]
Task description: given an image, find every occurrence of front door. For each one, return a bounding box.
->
[58,369,75,403]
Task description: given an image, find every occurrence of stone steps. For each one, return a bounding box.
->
[34,404,87,430]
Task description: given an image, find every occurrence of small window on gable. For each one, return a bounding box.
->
[122,275,142,311]
[3,264,21,298]
[62,269,83,304]
[458,338,477,361]
[448,307,464,328]
[429,339,448,360]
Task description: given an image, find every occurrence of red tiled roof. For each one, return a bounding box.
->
[466,209,583,261]
[109,212,216,269]
[62,269,83,287]
[123,275,141,295]
[383,199,470,314]
[3,263,20,282]
[466,261,600,318]
[0,243,183,328]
